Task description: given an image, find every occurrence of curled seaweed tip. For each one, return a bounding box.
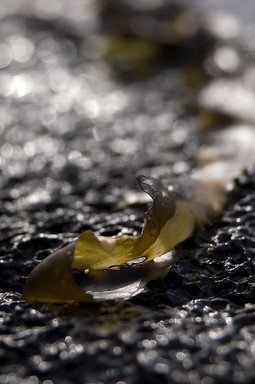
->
[22,176,196,305]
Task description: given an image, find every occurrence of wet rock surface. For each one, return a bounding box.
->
[1,1,255,383]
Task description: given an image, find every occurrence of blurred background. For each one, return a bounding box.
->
[1,0,255,203]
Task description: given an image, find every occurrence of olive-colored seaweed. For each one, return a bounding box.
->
[22,175,224,305]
